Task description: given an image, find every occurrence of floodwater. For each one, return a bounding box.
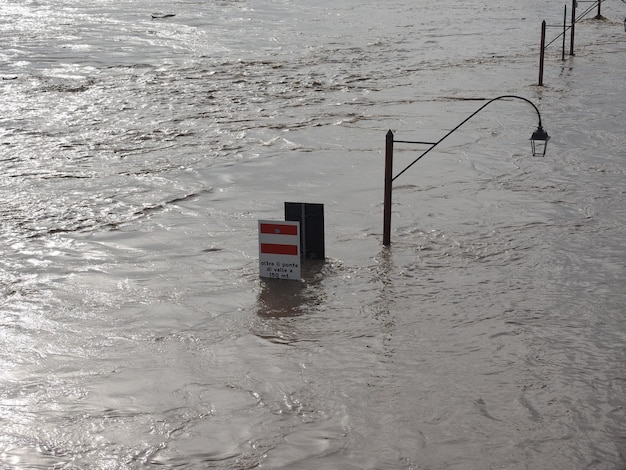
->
[1,0,625,468]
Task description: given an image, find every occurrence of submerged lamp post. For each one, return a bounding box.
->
[383,95,550,246]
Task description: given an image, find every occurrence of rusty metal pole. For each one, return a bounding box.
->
[570,0,576,56]
[383,130,394,246]
[538,20,546,86]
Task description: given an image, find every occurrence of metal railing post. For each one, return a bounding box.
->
[383,130,394,246]
[539,20,546,86]
[562,4,567,61]
[570,0,576,56]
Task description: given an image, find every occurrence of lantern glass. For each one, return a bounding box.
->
[530,126,550,157]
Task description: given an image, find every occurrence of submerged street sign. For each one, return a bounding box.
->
[258,220,301,280]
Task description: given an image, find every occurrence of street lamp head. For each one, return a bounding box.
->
[530,125,550,157]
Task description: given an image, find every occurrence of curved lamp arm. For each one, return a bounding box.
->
[383,94,550,246]
[392,95,548,182]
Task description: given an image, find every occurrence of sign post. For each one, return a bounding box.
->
[284,202,325,260]
[258,220,301,280]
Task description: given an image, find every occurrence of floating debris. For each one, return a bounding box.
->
[151,12,176,19]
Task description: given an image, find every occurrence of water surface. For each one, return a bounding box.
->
[1,0,625,468]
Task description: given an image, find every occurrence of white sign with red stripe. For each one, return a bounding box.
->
[258,220,301,280]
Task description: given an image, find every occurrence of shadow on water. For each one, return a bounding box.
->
[252,260,328,345]
[256,260,327,318]
[370,247,397,358]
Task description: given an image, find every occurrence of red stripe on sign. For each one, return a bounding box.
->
[261,243,298,256]
[260,223,298,236]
